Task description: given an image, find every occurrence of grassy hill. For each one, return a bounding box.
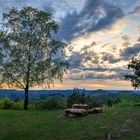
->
[0,105,140,140]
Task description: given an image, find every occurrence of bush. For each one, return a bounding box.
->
[87,96,107,108]
[13,101,23,110]
[36,97,67,110]
[0,97,24,110]
[0,97,14,109]
[67,88,91,107]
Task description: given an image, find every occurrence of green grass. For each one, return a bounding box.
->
[0,106,140,140]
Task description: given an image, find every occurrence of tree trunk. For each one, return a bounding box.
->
[24,86,29,110]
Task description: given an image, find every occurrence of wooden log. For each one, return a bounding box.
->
[72,104,89,110]
[65,108,87,116]
[88,107,103,113]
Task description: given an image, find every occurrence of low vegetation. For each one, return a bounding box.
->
[0,105,140,140]
[0,88,140,110]
[0,88,140,139]
[36,96,67,110]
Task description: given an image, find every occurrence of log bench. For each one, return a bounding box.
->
[65,108,87,117]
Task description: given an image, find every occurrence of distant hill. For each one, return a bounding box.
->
[0,89,139,102]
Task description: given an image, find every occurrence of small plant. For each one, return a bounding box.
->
[2,98,14,109]
[36,97,66,110]
[0,98,24,110]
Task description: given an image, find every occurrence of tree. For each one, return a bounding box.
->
[67,88,89,107]
[0,7,68,110]
[124,55,140,90]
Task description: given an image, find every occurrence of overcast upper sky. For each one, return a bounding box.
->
[0,0,140,90]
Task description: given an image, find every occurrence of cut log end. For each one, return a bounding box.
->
[88,107,103,114]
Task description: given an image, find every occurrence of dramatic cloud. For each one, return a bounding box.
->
[67,41,126,81]
[0,0,85,22]
[0,0,139,89]
[57,0,124,40]
[120,43,140,60]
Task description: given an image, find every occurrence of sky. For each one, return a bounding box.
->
[0,0,140,90]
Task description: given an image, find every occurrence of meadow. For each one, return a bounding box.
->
[0,104,140,140]
[0,91,140,140]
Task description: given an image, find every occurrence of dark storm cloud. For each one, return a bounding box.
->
[57,0,124,41]
[120,43,140,60]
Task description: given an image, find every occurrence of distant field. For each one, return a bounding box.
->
[0,106,140,140]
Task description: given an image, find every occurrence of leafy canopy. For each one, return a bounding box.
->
[124,55,140,89]
[0,7,68,89]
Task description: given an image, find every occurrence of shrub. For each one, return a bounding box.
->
[87,96,107,108]
[0,98,24,110]
[0,97,14,109]
[14,97,20,102]
[67,88,91,107]
[36,97,66,110]
[13,101,23,110]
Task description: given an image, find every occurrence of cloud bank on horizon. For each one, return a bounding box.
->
[0,0,140,89]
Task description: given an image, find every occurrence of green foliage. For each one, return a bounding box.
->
[0,98,14,109]
[14,97,20,102]
[67,88,90,107]
[0,6,68,89]
[0,6,68,110]
[86,95,121,108]
[36,97,66,110]
[0,98,23,110]
[0,93,138,110]
[13,101,24,110]
[124,55,140,89]
[67,89,123,108]
[0,106,140,140]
